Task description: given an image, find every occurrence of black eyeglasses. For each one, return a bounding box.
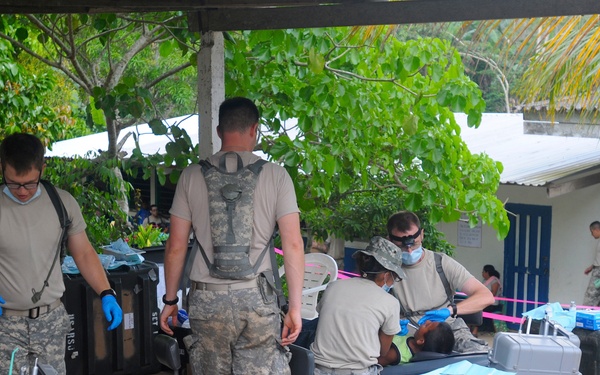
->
[3,171,41,191]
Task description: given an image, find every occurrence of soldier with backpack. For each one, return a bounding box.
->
[159,97,305,374]
[0,133,122,374]
[387,211,494,353]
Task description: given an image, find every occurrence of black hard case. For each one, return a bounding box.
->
[574,327,600,375]
[62,261,161,375]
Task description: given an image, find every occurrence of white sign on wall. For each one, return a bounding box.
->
[457,217,482,248]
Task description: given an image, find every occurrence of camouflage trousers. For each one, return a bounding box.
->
[583,267,600,306]
[451,317,489,353]
[184,281,291,375]
[0,303,70,375]
[314,364,382,375]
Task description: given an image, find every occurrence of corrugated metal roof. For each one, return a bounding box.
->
[455,113,600,187]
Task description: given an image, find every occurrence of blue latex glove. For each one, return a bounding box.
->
[418,308,451,325]
[0,295,4,316]
[397,319,410,336]
[102,295,123,331]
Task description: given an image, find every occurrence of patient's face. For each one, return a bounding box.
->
[415,320,439,340]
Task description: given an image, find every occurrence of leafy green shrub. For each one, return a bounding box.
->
[44,155,132,251]
[127,225,167,249]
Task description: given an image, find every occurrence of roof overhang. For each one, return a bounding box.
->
[0,1,599,32]
[545,166,600,198]
[456,113,600,198]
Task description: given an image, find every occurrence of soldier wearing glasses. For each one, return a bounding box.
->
[387,210,494,353]
[0,133,122,373]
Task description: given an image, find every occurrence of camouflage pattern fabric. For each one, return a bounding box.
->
[184,285,291,374]
[314,364,382,375]
[583,266,600,306]
[203,155,262,280]
[0,304,70,374]
[450,317,489,353]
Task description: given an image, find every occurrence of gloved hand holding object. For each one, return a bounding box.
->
[102,295,123,330]
[418,308,450,325]
[397,319,410,336]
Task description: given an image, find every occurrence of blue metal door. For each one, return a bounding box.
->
[504,203,552,329]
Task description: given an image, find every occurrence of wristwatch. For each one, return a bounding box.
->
[162,294,180,306]
[100,288,117,298]
[448,303,458,318]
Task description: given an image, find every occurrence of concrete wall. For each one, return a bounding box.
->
[437,183,600,306]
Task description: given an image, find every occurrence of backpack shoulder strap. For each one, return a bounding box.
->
[40,180,71,242]
[434,252,454,304]
[247,159,268,175]
[32,180,72,303]
[199,159,214,174]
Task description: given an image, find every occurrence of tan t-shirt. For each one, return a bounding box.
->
[593,240,600,267]
[311,277,400,369]
[0,185,86,309]
[392,248,472,323]
[169,151,299,283]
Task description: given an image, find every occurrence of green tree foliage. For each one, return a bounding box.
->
[0,43,83,143]
[42,155,132,250]
[0,19,510,245]
[0,12,200,225]
[225,28,509,240]
[0,13,199,156]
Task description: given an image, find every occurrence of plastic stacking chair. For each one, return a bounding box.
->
[279,252,338,320]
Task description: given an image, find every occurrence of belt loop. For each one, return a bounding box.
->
[29,307,40,319]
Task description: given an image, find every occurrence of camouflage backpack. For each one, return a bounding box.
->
[197,152,270,280]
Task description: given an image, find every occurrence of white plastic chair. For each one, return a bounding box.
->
[279,252,338,320]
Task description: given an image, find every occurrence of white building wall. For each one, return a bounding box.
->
[437,183,600,306]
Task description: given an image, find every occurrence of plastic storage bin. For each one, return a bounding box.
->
[62,261,161,375]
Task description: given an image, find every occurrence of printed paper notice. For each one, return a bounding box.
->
[458,219,482,248]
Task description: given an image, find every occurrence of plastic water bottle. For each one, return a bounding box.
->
[177,309,190,328]
[569,301,577,312]
[177,309,189,326]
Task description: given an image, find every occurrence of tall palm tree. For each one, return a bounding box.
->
[467,16,600,120]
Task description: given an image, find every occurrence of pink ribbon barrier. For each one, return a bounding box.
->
[275,248,599,324]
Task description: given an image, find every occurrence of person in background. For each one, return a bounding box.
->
[387,210,494,353]
[142,204,169,232]
[379,321,455,366]
[0,133,122,374]
[159,97,304,374]
[311,236,404,375]
[583,221,600,306]
[134,201,150,226]
[471,264,503,336]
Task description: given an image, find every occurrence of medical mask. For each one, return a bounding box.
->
[402,246,423,265]
[3,185,42,205]
[381,274,393,293]
[382,283,393,293]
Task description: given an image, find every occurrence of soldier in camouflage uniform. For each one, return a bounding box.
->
[160,97,304,374]
[583,221,600,306]
[0,133,122,374]
[387,211,494,353]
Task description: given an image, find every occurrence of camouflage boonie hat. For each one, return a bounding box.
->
[353,236,406,280]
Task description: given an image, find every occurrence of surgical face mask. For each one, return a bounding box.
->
[3,185,42,205]
[381,274,393,293]
[401,246,423,265]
